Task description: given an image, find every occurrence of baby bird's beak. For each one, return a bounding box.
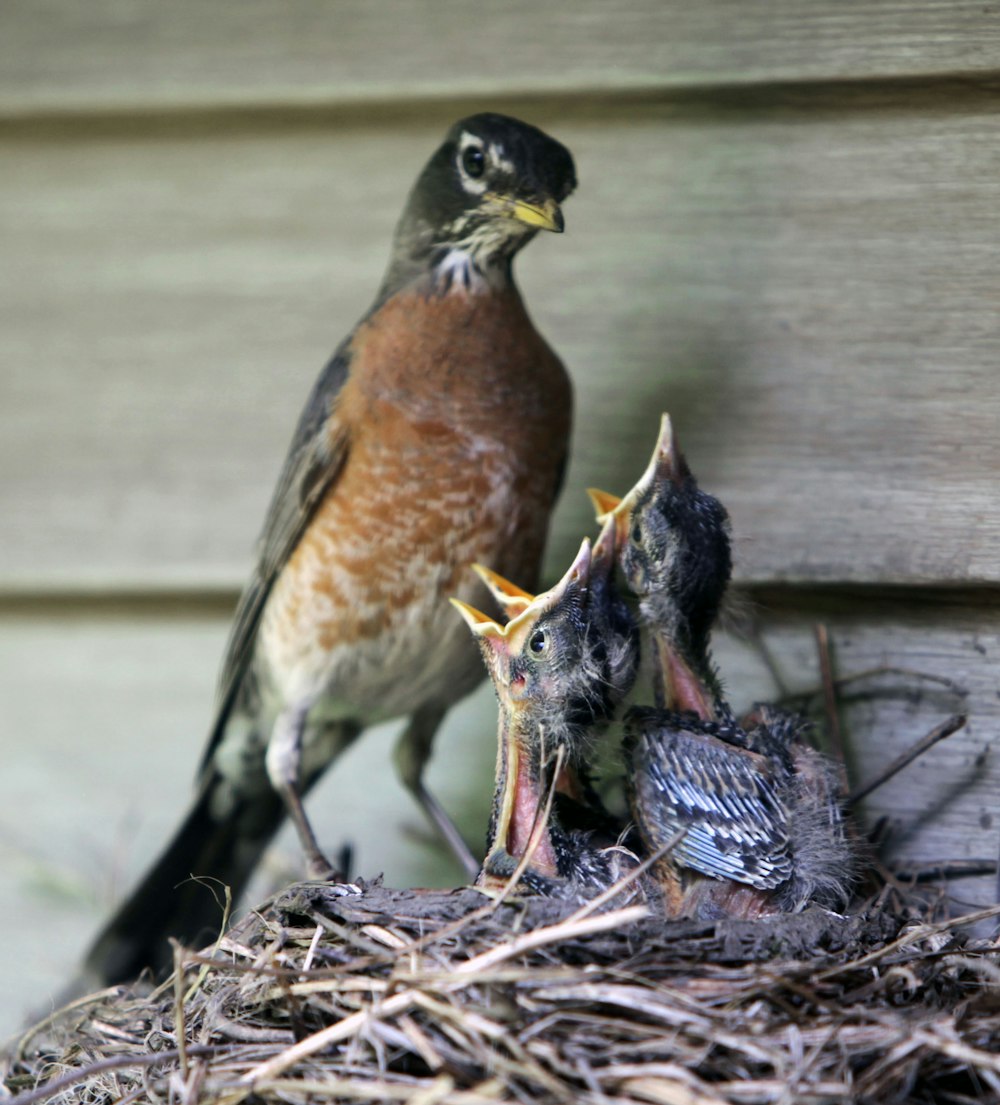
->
[470,563,535,619]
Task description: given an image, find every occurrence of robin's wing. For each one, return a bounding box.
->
[628,724,793,890]
[203,340,354,763]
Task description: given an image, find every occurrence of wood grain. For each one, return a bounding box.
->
[3,96,999,588]
[3,1,1000,118]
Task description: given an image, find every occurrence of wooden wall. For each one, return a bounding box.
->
[3,1,999,1033]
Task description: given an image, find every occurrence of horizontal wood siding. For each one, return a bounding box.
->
[3,1,1000,117]
[4,90,1000,588]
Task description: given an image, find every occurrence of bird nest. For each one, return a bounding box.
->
[6,875,1000,1105]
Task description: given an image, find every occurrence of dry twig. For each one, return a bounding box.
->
[6,876,999,1105]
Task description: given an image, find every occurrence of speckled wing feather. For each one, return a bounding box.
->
[202,341,353,765]
[627,719,793,890]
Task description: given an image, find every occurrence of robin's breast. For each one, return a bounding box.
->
[260,427,551,720]
[257,289,572,723]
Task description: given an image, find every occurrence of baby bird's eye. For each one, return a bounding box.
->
[528,628,549,657]
[631,521,643,545]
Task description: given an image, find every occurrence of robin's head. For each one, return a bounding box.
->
[589,414,731,665]
[469,531,638,725]
[388,113,576,292]
[453,540,619,742]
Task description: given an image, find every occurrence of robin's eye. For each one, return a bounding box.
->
[631,522,642,545]
[461,145,486,179]
[528,629,549,657]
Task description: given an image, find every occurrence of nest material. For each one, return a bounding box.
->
[6,878,1000,1105]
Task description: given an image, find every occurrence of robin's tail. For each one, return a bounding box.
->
[81,774,287,988]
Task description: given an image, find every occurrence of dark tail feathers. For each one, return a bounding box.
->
[82,774,286,987]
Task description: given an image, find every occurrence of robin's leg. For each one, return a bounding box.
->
[393,704,479,880]
[266,702,342,880]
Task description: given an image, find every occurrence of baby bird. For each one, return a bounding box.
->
[592,413,855,917]
[739,704,857,912]
[625,708,853,917]
[625,708,793,917]
[589,508,643,706]
[452,539,639,896]
[472,513,639,819]
[589,413,731,718]
[470,562,536,620]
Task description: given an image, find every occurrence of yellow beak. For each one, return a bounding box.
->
[486,193,564,233]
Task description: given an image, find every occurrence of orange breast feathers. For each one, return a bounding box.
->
[261,287,572,686]
[332,285,573,586]
[346,286,572,433]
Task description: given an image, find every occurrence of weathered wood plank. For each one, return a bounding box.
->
[2,98,998,588]
[2,1,999,119]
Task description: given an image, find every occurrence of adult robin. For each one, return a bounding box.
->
[452,539,640,897]
[84,113,576,986]
[592,415,854,916]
